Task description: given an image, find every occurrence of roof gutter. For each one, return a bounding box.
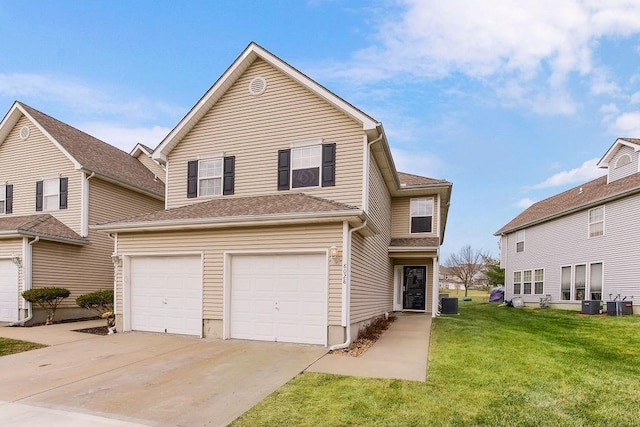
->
[93,210,366,233]
[0,231,88,245]
[10,236,39,326]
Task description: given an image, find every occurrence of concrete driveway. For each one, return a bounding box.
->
[0,324,327,426]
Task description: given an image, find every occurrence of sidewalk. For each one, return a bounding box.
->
[306,313,432,381]
[0,319,105,345]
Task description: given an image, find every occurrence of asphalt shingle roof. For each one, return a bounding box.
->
[0,214,88,244]
[495,172,640,235]
[389,237,440,247]
[20,103,164,198]
[99,193,360,226]
[397,172,450,187]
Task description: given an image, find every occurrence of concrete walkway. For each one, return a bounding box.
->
[307,313,432,381]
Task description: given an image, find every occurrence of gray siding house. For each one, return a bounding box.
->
[495,138,640,313]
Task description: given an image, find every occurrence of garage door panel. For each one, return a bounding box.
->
[0,260,19,322]
[130,256,202,336]
[230,254,326,345]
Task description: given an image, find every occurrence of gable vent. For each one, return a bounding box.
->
[248,77,267,96]
[19,126,30,140]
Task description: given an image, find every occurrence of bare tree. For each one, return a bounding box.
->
[445,245,489,297]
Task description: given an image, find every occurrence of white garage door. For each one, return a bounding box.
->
[0,259,19,322]
[230,253,327,345]
[129,255,202,336]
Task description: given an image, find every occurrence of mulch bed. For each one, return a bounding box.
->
[330,314,395,357]
[73,326,109,335]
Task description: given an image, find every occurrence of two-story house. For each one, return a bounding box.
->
[0,102,165,324]
[96,42,452,347]
[495,138,640,314]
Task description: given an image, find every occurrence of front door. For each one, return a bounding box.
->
[403,266,426,310]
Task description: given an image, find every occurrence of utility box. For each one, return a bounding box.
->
[607,301,622,316]
[622,301,634,315]
[581,300,601,315]
[441,297,459,314]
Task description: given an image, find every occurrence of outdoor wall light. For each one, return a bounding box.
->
[111,253,121,265]
[11,255,21,267]
[329,245,339,264]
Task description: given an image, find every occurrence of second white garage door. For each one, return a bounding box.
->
[0,259,19,322]
[230,253,327,345]
[129,255,202,336]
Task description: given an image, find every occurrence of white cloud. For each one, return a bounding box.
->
[517,198,537,209]
[530,158,606,189]
[77,122,171,152]
[611,111,640,137]
[391,147,445,178]
[0,73,182,121]
[318,1,640,114]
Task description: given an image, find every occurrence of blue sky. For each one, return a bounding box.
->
[2,1,640,260]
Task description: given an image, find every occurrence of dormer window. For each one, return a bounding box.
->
[615,154,632,168]
[410,198,433,233]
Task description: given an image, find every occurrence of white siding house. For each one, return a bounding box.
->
[495,138,640,313]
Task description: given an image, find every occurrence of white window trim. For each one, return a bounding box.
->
[615,154,632,168]
[588,206,605,238]
[588,261,604,301]
[0,184,5,214]
[560,265,573,301]
[43,177,61,211]
[513,271,522,295]
[515,230,525,253]
[197,158,223,198]
[290,144,322,189]
[409,197,434,234]
[533,268,544,295]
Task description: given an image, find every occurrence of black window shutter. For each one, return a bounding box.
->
[59,177,68,209]
[5,184,12,214]
[321,143,336,187]
[35,181,43,211]
[223,156,235,195]
[187,160,198,198]
[277,149,291,191]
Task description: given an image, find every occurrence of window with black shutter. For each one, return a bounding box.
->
[187,157,235,197]
[223,156,235,195]
[35,180,43,211]
[279,143,336,190]
[59,177,68,209]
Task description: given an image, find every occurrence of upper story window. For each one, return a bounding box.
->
[0,184,11,214]
[278,142,335,190]
[516,230,525,252]
[588,206,604,238]
[36,178,68,212]
[187,156,235,198]
[410,198,433,233]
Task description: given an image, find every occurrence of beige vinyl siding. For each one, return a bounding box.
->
[30,178,164,309]
[350,154,393,323]
[391,196,439,239]
[136,154,165,182]
[0,116,81,232]
[115,223,344,324]
[166,58,364,209]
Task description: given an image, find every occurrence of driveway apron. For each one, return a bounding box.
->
[0,327,327,426]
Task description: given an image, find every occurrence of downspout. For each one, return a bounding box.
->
[329,219,368,351]
[108,233,118,318]
[10,236,40,326]
[81,171,96,238]
[362,132,384,213]
[432,249,440,317]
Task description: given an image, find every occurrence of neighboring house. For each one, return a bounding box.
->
[96,42,452,346]
[438,266,464,290]
[0,102,165,324]
[495,138,640,313]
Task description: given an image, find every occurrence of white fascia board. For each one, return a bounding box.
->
[78,168,164,201]
[130,143,152,157]
[0,103,23,144]
[17,104,82,170]
[598,138,640,168]
[92,210,365,233]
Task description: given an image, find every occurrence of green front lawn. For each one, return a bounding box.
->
[0,337,45,356]
[233,303,640,426]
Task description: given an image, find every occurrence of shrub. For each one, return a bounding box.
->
[22,287,70,325]
[76,289,114,317]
